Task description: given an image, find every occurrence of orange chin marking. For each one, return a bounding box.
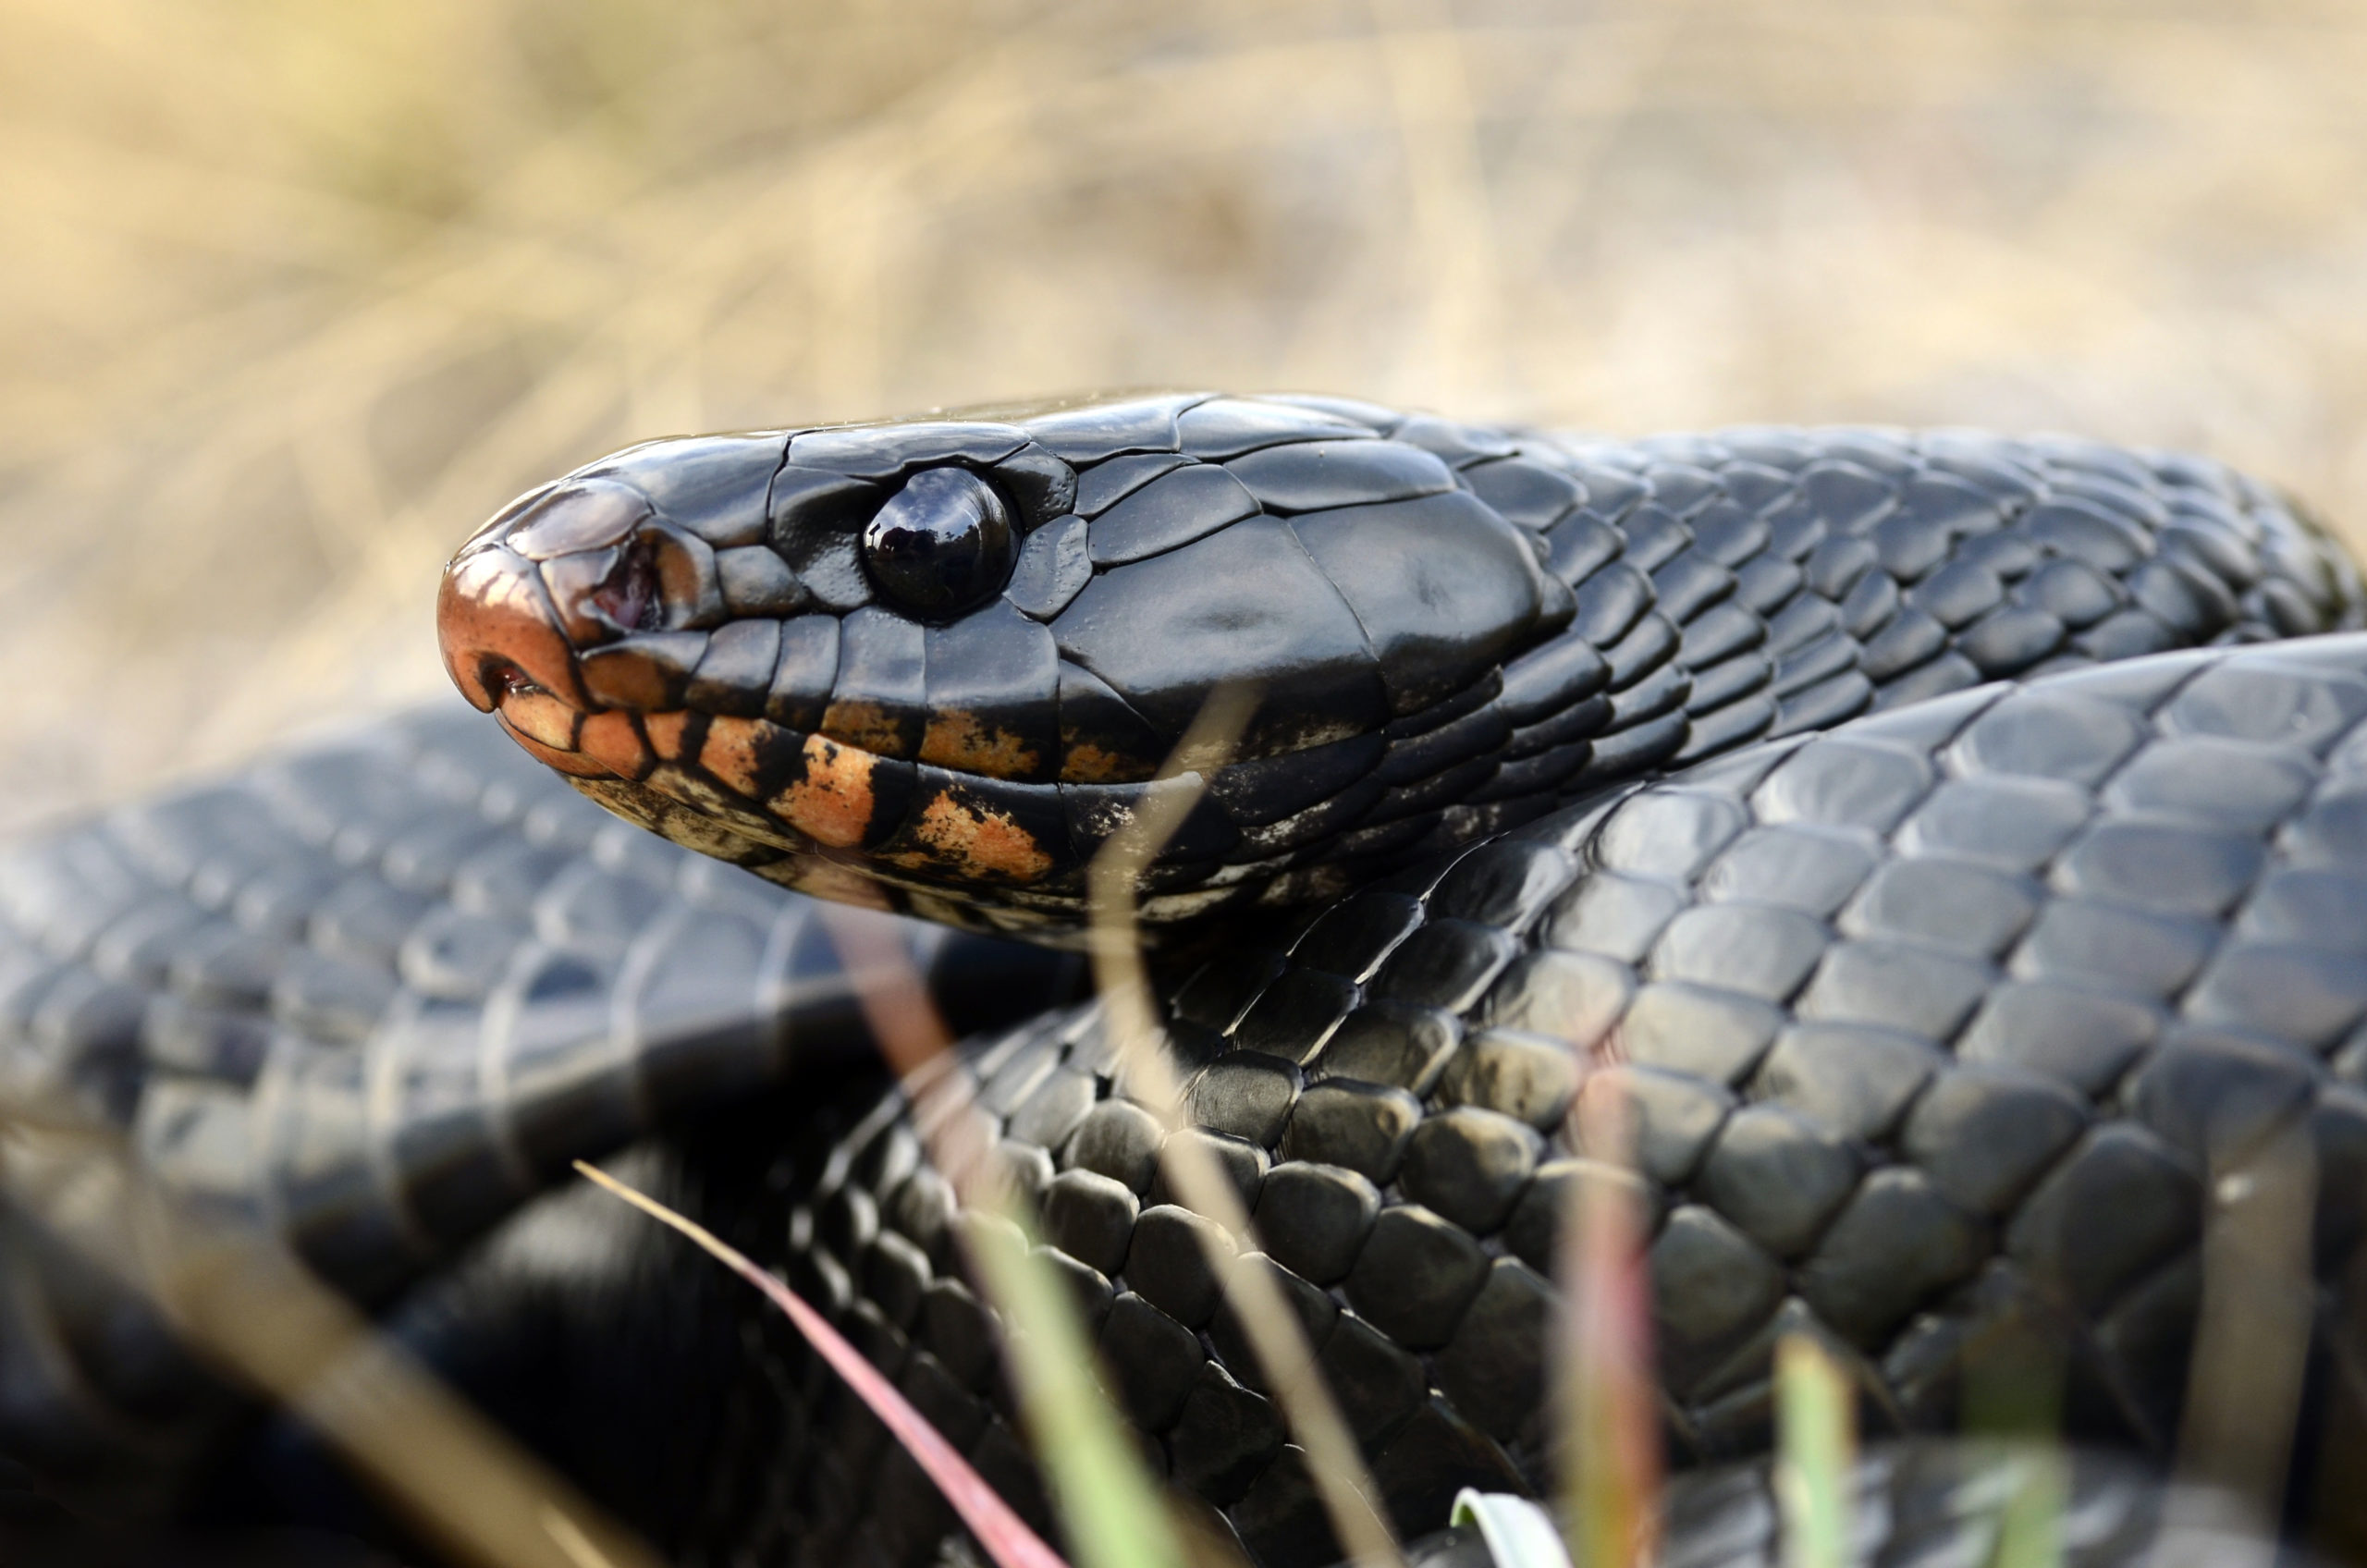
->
[577,709,653,779]
[644,710,694,761]
[919,711,1040,779]
[819,699,908,755]
[495,710,606,777]
[906,790,1053,882]
[700,714,783,800]
[1060,741,1157,784]
[771,734,877,848]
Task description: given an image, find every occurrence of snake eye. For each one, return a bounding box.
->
[861,468,1015,618]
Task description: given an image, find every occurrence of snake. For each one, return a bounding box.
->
[5,391,2367,1566]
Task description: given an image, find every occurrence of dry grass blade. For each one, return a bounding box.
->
[1367,0,1503,409]
[14,0,2367,842]
[1551,1074,1661,1568]
[2167,1117,2317,1566]
[570,1160,1070,1568]
[818,905,1192,1568]
[10,9,2367,1568]
[1773,1335,1855,1568]
[1084,685,1406,1568]
[0,1101,661,1568]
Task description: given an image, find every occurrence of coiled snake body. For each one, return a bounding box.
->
[6,393,2367,1565]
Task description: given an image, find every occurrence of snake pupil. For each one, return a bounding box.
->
[860,467,1014,618]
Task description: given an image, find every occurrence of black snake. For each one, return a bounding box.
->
[6,392,2367,1566]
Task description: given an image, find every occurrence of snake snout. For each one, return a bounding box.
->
[438,439,791,775]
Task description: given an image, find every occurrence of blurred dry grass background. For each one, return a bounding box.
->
[4,0,2367,830]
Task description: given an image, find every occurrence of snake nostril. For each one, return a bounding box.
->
[473,649,583,753]
[540,526,724,645]
[588,540,662,634]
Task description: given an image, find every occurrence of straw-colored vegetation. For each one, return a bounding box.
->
[6,3,2360,1562]
[4,0,2366,829]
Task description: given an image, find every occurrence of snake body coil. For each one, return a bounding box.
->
[5,395,2367,1565]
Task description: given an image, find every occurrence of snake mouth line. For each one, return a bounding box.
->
[484,681,1063,888]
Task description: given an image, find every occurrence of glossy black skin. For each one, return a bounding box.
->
[449,394,2367,952]
[665,635,2367,1567]
[0,705,1086,1552]
[11,401,2367,1566]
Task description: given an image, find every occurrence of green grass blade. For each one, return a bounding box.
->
[1774,1334,1855,1568]
[961,1201,1192,1568]
[821,908,1192,1568]
[572,1162,1072,1568]
[1082,685,1404,1568]
[1991,1448,2067,1568]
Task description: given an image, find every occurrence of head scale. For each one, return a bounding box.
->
[437,393,1606,944]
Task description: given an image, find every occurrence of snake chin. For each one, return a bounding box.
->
[560,766,1095,942]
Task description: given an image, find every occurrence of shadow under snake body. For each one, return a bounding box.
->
[6,393,2367,1565]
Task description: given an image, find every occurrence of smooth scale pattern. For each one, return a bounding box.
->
[721,636,2367,1565]
[9,403,2367,1566]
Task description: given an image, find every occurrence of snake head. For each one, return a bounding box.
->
[439,394,1603,940]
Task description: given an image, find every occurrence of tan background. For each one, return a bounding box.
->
[4,0,2365,832]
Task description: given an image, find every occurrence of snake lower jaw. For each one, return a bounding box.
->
[493,703,608,778]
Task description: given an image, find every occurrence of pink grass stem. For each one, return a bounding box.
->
[571,1161,1070,1568]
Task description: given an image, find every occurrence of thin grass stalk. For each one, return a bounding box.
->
[1988,1447,2067,1568]
[1366,0,1505,411]
[1551,1072,1661,1568]
[0,1102,661,1568]
[1960,1297,2067,1568]
[17,2,2367,835]
[1772,1334,1855,1568]
[571,1162,1069,1568]
[1082,685,1406,1568]
[2167,1116,2316,1568]
[819,905,1191,1568]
